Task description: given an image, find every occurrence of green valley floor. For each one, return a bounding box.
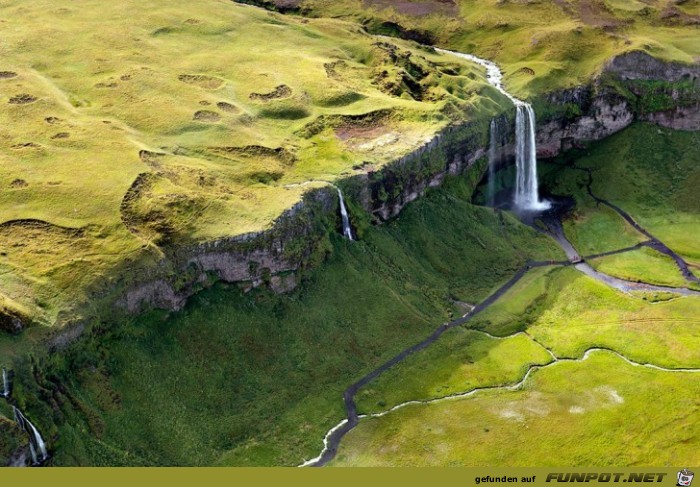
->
[329,123,700,466]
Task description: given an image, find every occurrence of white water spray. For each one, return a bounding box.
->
[337,188,354,240]
[13,406,48,465]
[514,104,549,210]
[436,48,549,211]
[2,368,8,398]
[488,119,498,207]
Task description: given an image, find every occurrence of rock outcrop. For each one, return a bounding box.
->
[531,50,699,159]
[605,50,700,82]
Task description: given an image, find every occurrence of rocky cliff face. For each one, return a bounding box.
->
[118,190,335,314]
[119,119,491,314]
[344,121,489,221]
[605,50,700,82]
[98,50,700,319]
[535,88,634,158]
[531,50,699,159]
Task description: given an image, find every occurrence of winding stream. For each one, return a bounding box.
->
[364,344,700,421]
[300,244,700,467]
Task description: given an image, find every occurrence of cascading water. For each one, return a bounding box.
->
[2,368,9,398]
[488,119,498,207]
[13,406,48,465]
[436,48,549,211]
[514,103,549,211]
[337,188,354,241]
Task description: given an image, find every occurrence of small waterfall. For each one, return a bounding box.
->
[2,368,9,398]
[487,119,498,207]
[436,48,549,211]
[13,406,48,465]
[337,188,354,240]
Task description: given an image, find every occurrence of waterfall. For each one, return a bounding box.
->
[488,119,498,207]
[436,48,549,211]
[337,188,354,240]
[13,406,48,465]
[2,368,9,398]
[514,103,549,211]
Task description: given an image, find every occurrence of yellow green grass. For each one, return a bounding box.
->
[633,213,700,268]
[331,351,700,466]
[302,0,700,98]
[470,268,700,368]
[0,0,507,326]
[470,266,554,337]
[473,266,700,369]
[355,329,553,414]
[524,268,700,369]
[590,246,700,289]
[563,201,646,256]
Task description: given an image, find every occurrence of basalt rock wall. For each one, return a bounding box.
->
[531,51,699,159]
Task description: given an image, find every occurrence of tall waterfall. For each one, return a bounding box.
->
[13,406,48,465]
[2,368,9,398]
[337,188,354,240]
[436,48,549,211]
[514,104,549,210]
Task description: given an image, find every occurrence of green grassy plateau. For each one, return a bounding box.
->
[0,0,507,328]
[292,0,700,97]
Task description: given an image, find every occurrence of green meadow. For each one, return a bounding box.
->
[332,351,700,466]
[355,329,554,414]
[590,247,700,289]
[543,124,700,268]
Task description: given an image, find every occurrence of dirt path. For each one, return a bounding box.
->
[300,259,567,466]
[537,209,700,296]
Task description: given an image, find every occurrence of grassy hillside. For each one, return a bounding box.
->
[290,0,700,97]
[11,179,562,466]
[0,0,507,328]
